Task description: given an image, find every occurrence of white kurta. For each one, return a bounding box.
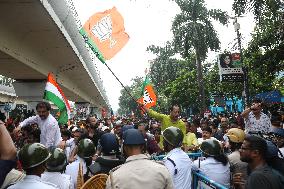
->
[20,114,61,148]
[41,172,74,189]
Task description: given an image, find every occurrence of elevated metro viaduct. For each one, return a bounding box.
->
[0,0,110,115]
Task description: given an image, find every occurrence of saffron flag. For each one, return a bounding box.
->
[80,7,129,63]
[138,76,157,109]
[44,73,71,124]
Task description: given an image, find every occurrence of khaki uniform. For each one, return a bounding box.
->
[106,154,173,189]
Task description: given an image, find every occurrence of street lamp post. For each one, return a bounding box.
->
[234,18,250,107]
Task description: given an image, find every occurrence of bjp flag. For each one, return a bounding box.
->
[137,76,157,109]
[80,7,129,63]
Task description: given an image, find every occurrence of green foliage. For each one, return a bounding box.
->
[147,42,181,92]
[233,0,284,97]
[232,0,282,20]
[172,0,228,60]
[117,76,143,116]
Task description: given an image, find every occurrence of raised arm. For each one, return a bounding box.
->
[0,122,16,160]
[19,115,38,128]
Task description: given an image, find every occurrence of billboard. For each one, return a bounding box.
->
[218,53,244,82]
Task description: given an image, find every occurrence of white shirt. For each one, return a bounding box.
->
[7,175,58,189]
[41,172,74,189]
[64,138,76,160]
[279,147,284,158]
[245,112,272,134]
[65,157,87,189]
[193,157,230,188]
[197,137,218,145]
[164,148,192,189]
[20,114,61,148]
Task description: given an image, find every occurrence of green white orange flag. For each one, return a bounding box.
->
[80,7,129,63]
[138,75,157,109]
[44,73,71,124]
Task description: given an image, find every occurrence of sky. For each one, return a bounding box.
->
[74,0,255,111]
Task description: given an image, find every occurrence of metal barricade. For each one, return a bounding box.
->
[192,171,228,189]
[151,152,202,161]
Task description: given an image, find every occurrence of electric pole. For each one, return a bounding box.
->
[233,17,250,107]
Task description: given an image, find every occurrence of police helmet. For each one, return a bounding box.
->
[46,148,67,172]
[18,143,51,169]
[162,126,184,147]
[77,139,96,158]
[200,139,222,157]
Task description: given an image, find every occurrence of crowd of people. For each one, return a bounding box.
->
[0,99,283,189]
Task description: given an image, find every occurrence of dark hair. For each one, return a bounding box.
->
[271,112,282,126]
[208,122,218,129]
[245,135,267,158]
[252,98,262,104]
[169,104,180,112]
[36,102,51,111]
[214,154,229,166]
[202,126,212,133]
[61,130,71,139]
[137,122,149,130]
[229,140,242,151]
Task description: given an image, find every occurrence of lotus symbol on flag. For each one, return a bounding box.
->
[143,89,154,104]
[91,14,117,48]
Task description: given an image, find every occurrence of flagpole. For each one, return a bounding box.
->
[68,0,145,114]
[104,63,141,105]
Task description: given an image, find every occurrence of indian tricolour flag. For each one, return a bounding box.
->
[44,73,71,124]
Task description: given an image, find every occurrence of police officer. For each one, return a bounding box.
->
[41,148,74,189]
[163,126,192,189]
[7,143,59,189]
[65,139,95,188]
[106,129,173,189]
[90,133,124,175]
[193,139,230,187]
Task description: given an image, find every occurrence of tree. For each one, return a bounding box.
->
[117,76,143,116]
[233,0,284,97]
[147,41,181,93]
[171,0,228,113]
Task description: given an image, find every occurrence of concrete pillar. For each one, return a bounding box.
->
[12,80,45,111]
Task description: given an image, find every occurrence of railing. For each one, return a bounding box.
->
[192,171,228,189]
[151,152,202,161]
[151,153,228,189]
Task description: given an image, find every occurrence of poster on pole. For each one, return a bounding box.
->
[218,53,244,82]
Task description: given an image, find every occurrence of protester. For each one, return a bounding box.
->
[241,98,272,134]
[233,135,284,189]
[163,127,192,189]
[106,129,173,189]
[183,121,198,152]
[142,104,186,148]
[16,102,61,148]
[197,126,215,144]
[227,128,248,180]
[137,122,161,154]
